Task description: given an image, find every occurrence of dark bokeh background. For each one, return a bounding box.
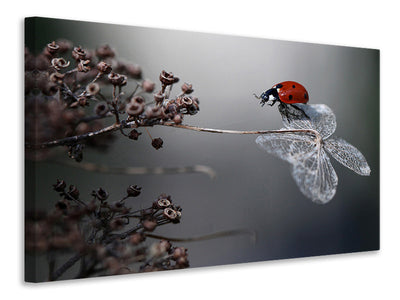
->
[25,17,379,281]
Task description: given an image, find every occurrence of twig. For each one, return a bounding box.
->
[26,122,321,150]
[145,229,256,244]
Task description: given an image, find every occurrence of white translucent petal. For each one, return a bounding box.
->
[281,104,337,139]
[291,147,338,204]
[255,132,315,164]
[256,133,337,204]
[324,137,371,176]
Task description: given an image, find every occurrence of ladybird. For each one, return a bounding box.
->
[255,81,310,120]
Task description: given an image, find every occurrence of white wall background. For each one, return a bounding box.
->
[3,0,398,299]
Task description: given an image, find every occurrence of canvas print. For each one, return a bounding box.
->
[24,17,379,282]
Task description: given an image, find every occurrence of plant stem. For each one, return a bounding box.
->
[26,122,321,149]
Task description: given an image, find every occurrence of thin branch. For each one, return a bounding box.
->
[144,229,256,244]
[26,121,321,150]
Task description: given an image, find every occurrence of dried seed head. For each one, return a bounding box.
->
[77,96,89,107]
[97,61,112,74]
[49,72,65,85]
[77,60,91,73]
[159,70,179,86]
[128,129,142,140]
[129,232,145,245]
[55,200,68,211]
[163,207,177,220]
[110,218,124,230]
[94,102,109,116]
[156,198,171,208]
[86,82,100,95]
[142,79,155,93]
[95,44,115,59]
[93,187,109,201]
[53,179,66,192]
[126,96,145,116]
[142,219,157,232]
[126,185,142,197]
[51,57,70,70]
[172,247,187,260]
[181,82,194,94]
[159,240,172,252]
[108,72,127,86]
[72,46,87,61]
[173,114,183,124]
[176,256,189,268]
[68,185,80,199]
[46,41,60,55]
[151,137,164,150]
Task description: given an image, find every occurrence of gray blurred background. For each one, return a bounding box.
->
[26,17,379,281]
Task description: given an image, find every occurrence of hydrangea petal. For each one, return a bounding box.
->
[281,104,337,139]
[324,137,371,176]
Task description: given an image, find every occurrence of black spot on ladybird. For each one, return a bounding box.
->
[292,85,295,88]
[289,95,293,100]
[304,93,308,99]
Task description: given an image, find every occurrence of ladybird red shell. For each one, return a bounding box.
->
[274,81,309,104]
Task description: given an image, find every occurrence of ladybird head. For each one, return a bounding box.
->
[258,87,279,106]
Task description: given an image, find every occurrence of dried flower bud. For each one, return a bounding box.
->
[164,102,178,114]
[77,60,91,73]
[68,185,80,199]
[126,96,145,116]
[153,198,171,209]
[72,46,87,61]
[110,218,125,230]
[159,70,179,85]
[55,200,68,211]
[172,247,187,260]
[173,114,183,124]
[163,207,178,220]
[93,187,109,201]
[151,137,164,150]
[53,179,66,192]
[142,219,157,232]
[46,41,60,55]
[77,96,89,107]
[51,57,70,70]
[177,96,199,115]
[94,102,109,116]
[176,256,189,268]
[181,82,194,94]
[49,72,65,84]
[86,82,100,95]
[126,185,142,197]
[142,79,155,93]
[129,232,145,245]
[108,72,127,86]
[125,63,142,78]
[128,129,142,140]
[95,44,115,59]
[159,240,172,252]
[97,61,112,74]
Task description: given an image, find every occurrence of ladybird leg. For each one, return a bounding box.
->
[268,100,277,107]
